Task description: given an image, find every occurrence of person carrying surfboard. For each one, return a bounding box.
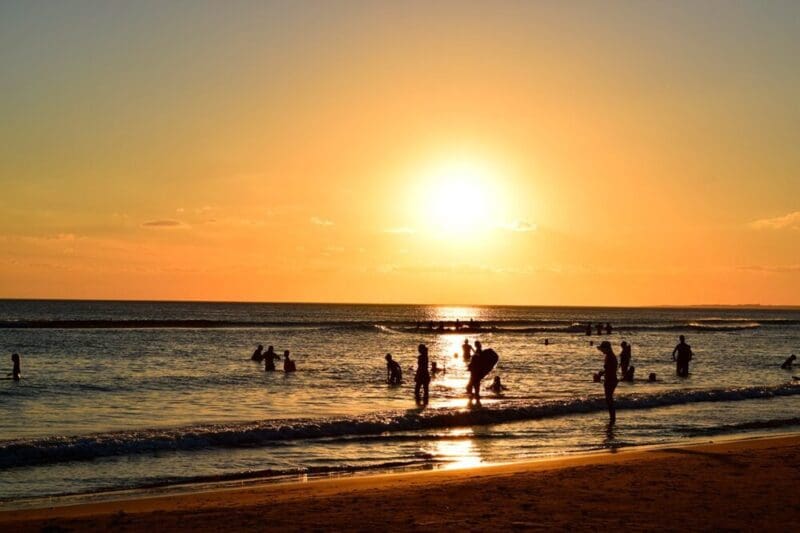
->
[466,341,499,405]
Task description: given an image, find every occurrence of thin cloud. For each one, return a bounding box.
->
[499,221,537,232]
[738,264,800,273]
[749,211,800,230]
[310,217,334,226]
[141,219,186,228]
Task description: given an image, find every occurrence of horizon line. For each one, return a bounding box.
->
[0,297,798,310]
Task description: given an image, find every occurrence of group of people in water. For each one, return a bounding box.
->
[385,339,503,405]
[250,344,296,372]
[242,331,797,425]
[595,335,695,424]
[416,319,484,332]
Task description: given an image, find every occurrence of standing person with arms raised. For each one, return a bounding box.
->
[596,341,618,424]
[414,344,430,404]
[672,335,693,377]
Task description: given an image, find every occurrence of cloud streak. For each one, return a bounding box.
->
[749,211,800,230]
[310,217,334,226]
[141,219,186,228]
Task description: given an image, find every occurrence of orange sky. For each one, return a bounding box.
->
[1,2,799,305]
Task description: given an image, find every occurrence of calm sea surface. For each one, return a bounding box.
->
[1,301,799,502]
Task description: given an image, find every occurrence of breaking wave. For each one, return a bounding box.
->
[2,383,798,469]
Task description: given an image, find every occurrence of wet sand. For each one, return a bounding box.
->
[2,434,799,532]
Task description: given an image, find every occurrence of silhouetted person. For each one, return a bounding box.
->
[596,323,603,336]
[544,338,549,346]
[455,319,461,331]
[415,344,430,404]
[9,353,20,381]
[386,353,402,384]
[428,321,434,330]
[622,365,635,382]
[586,323,592,336]
[648,372,657,383]
[251,344,264,362]
[431,361,442,377]
[488,376,507,394]
[283,350,296,372]
[466,341,498,405]
[781,354,796,370]
[619,341,632,378]
[264,346,280,371]
[606,322,613,335]
[672,335,693,377]
[596,341,618,424]
[462,338,474,362]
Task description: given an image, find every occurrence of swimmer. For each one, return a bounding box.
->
[488,376,507,394]
[283,350,297,372]
[781,354,796,370]
[385,353,402,384]
[251,344,264,362]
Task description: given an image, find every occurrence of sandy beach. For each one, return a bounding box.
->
[2,434,798,532]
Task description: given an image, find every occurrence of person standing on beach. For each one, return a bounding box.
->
[8,353,20,381]
[672,335,693,377]
[415,344,430,404]
[596,341,618,424]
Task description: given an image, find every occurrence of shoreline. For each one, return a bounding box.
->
[2,428,797,512]
[3,432,800,531]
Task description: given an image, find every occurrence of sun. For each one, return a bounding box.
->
[417,159,500,236]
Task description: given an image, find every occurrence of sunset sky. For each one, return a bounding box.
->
[1,1,799,305]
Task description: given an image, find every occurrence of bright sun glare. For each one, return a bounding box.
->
[418,159,500,236]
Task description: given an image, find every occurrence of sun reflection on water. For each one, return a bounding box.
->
[432,429,483,470]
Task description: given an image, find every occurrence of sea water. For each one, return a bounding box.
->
[1,301,799,503]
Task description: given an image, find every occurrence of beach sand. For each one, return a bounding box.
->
[2,434,799,532]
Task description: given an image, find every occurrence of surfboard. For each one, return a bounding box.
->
[471,348,498,381]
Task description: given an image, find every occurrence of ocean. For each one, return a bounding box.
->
[1,300,799,504]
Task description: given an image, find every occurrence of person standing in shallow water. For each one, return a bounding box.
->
[283,350,297,372]
[462,338,473,362]
[251,344,264,362]
[9,353,20,381]
[264,346,280,371]
[415,344,430,404]
[619,341,632,378]
[596,341,619,424]
[672,335,693,377]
